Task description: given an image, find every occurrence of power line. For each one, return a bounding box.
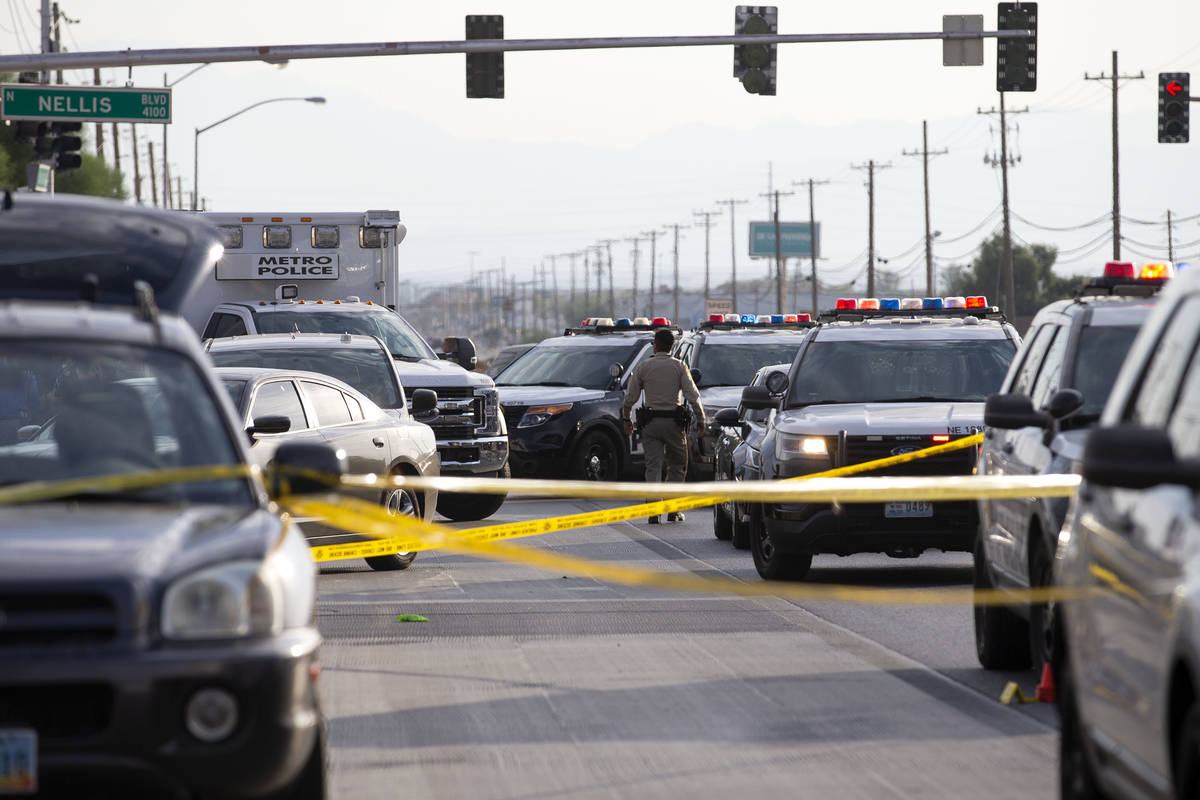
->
[901,119,949,294]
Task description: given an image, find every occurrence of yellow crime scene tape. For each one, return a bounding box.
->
[286,492,1089,607]
[0,434,1090,606]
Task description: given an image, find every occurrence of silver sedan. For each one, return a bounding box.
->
[216,367,440,571]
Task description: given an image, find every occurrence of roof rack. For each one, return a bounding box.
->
[563,324,681,336]
[819,306,1006,323]
[695,320,817,332]
[1076,276,1167,298]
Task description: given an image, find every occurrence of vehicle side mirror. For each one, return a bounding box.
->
[740,385,775,411]
[16,424,39,443]
[714,407,741,426]
[269,441,344,499]
[1045,388,1084,420]
[690,368,702,385]
[765,372,789,396]
[984,393,1050,430]
[1082,425,1200,490]
[410,388,439,419]
[439,337,478,370]
[248,415,291,438]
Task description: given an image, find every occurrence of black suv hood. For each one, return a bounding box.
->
[496,385,607,406]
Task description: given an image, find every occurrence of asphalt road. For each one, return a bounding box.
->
[316,496,1058,799]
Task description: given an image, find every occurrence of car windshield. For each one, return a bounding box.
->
[496,344,640,390]
[695,342,803,387]
[1071,325,1140,418]
[0,341,252,505]
[209,347,402,409]
[786,338,1016,406]
[252,310,435,360]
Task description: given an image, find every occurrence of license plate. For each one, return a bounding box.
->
[0,729,36,795]
[885,501,933,518]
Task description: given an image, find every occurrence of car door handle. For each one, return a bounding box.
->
[372,437,385,448]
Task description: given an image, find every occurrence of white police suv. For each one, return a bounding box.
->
[1056,261,1200,799]
[738,297,1020,580]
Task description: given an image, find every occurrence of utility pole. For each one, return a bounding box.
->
[792,178,830,316]
[978,98,1028,318]
[759,189,795,314]
[693,210,718,307]
[1085,51,1145,260]
[664,224,688,322]
[1168,210,1175,263]
[716,199,748,309]
[598,239,618,316]
[850,159,891,297]
[592,245,605,311]
[93,68,105,162]
[902,120,948,295]
[130,125,143,204]
[582,249,591,310]
[641,229,663,317]
[625,236,643,317]
[148,141,158,206]
[548,254,560,330]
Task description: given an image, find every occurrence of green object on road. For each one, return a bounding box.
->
[396,614,429,623]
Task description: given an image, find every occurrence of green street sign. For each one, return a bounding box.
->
[748,221,820,258]
[0,84,172,124]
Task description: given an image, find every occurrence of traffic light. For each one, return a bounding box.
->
[734,5,777,96]
[465,15,504,99]
[52,122,83,171]
[1159,73,1190,144]
[32,123,54,158]
[996,2,1037,92]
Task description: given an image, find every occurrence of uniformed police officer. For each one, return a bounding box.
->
[621,328,704,524]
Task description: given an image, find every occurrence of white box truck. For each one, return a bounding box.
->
[190,210,509,521]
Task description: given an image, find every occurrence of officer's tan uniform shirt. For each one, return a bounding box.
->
[622,352,704,422]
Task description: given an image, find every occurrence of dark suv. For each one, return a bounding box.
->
[739,302,1020,580]
[675,318,814,477]
[495,320,679,480]
[974,270,1167,673]
[0,193,326,798]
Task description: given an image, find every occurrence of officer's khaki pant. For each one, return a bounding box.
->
[642,416,687,483]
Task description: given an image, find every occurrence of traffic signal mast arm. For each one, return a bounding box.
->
[0,29,1035,73]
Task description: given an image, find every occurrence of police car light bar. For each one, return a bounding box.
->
[819,295,1003,323]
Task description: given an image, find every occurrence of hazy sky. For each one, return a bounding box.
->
[4,0,1200,306]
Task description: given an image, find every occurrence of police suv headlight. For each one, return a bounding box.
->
[777,434,828,459]
[519,404,573,428]
[162,561,283,640]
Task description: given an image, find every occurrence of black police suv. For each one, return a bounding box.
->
[675,318,815,477]
[495,320,680,480]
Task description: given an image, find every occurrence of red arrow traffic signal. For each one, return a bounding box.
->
[1168,80,1184,96]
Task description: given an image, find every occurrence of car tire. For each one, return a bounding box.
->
[366,486,420,571]
[973,538,1032,670]
[1059,659,1110,800]
[1028,536,1056,676]
[730,502,751,550]
[1175,704,1200,800]
[436,464,509,522]
[713,502,733,540]
[570,431,620,482]
[268,720,327,800]
[748,505,811,580]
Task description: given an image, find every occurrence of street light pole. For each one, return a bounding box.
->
[192,95,325,211]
